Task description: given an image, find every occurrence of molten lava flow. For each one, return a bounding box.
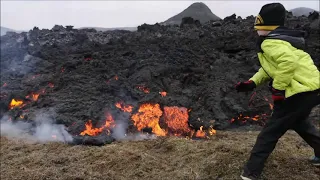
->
[264,96,274,110]
[26,93,40,101]
[209,127,216,135]
[80,113,116,136]
[105,113,116,129]
[252,115,260,121]
[163,106,191,136]
[231,112,270,124]
[131,103,166,136]
[32,93,40,101]
[159,91,167,97]
[131,104,214,138]
[115,101,133,113]
[195,126,206,138]
[269,103,274,110]
[48,82,55,88]
[80,120,104,136]
[137,85,150,93]
[9,99,24,110]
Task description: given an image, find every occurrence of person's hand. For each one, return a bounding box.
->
[235,80,256,92]
[271,88,285,102]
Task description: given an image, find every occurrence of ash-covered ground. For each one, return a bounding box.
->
[1,13,319,136]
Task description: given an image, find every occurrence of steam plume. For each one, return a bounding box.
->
[0,111,73,143]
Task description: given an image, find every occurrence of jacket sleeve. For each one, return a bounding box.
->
[261,40,298,90]
[249,67,270,86]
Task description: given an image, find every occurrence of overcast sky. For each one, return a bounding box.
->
[1,0,319,30]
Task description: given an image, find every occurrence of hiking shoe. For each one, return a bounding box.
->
[309,156,320,166]
[240,171,259,180]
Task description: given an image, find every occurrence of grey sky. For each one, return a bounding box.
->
[1,1,319,30]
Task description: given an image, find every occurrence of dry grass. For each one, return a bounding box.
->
[1,131,319,180]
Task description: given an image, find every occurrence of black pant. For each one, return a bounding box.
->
[245,89,320,176]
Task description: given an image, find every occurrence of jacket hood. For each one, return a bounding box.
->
[266,27,306,50]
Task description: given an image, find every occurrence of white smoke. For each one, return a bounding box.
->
[111,112,157,141]
[0,111,73,143]
[111,121,127,140]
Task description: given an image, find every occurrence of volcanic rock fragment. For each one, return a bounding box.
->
[71,134,114,146]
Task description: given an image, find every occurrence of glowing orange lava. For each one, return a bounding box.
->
[131,104,214,138]
[163,106,190,136]
[137,86,150,93]
[269,103,274,110]
[80,120,104,136]
[131,103,166,136]
[9,99,24,110]
[159,91,167,97]
[115,101,133,113]
[252,115,260,121]
[195,126,206,138]
[32,93,40,101]
[26,93,40,101]
[105,113,116,129]
[80,113,115,136]
[264,96,274,110]
[209,128,217,135]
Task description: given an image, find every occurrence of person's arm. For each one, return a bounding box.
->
[261,40,298,90]
[249,67,270,86]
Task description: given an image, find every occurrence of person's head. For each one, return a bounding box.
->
[254,3,286,36]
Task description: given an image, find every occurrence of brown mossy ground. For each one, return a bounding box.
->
[1,131,319,180]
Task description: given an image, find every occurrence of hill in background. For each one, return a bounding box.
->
[79,26,137,32]
[0,26,18,36]
[162,2,221,25]
[289,7,318,17]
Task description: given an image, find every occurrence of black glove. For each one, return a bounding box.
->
[235,80,256,92]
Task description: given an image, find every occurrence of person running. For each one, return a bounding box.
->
[235,2,320,180]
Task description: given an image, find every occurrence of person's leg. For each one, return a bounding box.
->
[243,101,300,176]
[242,90,320,178]
[292,90,320,161]
[293,113,320,158]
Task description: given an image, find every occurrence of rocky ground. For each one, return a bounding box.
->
[0,12,319,137]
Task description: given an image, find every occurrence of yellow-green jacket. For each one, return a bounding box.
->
[250,30,319,98]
